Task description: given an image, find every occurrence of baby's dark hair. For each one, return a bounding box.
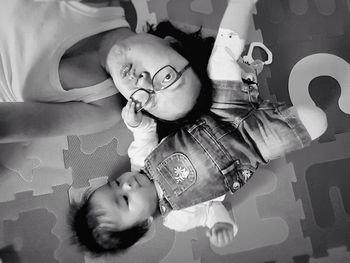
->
[68,189,150,256]
[146,21,215,137]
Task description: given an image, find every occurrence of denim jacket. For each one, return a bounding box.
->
[144,81,266,215]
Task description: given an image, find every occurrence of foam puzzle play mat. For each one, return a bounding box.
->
[0,0,349,262]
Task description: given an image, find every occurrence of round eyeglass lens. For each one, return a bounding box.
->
[153,66,178,90]
[130,89,151,109]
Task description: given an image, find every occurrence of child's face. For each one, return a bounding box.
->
[107,33,201,121]
[90,172,158,231]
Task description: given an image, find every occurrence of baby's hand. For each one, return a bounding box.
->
[206,222,235,247]
[121,100,143,127]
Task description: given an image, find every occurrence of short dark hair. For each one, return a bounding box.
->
[146,21,215,138]
[68,190,150,256]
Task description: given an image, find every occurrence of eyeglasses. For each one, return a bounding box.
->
[130,64,190,112]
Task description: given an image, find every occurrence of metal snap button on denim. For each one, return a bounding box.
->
[188,174,195,181]
[232,181,240,190]
[174,189,182,196]
[160,205,167,213]
[159,199,171,215]
[233,118,242,126]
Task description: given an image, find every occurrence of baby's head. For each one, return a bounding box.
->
[105,21,214,122]
[69,171,159,256]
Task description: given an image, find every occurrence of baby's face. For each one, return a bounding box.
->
[90,172,158,231]
[107,33,201,121]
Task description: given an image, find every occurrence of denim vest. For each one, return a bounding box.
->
[144,81,266,215]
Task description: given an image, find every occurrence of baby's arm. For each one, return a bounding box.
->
[205,200,238,247]
[208,0,256,81]
[163,197,238,247]
[122,100,158,171]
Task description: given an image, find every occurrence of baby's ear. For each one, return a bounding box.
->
[164,36,179,45]
[68,177,108,204]
[147,216,154,226]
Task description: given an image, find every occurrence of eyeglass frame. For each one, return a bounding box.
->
[129,63,191,112]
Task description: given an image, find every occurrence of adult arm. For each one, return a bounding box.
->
[37,0,121,6]
[81,0,121,7]
[0,94,122,143]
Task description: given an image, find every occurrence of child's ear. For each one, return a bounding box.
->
[147,216,154,226]
[164,36,179,45]
[68,177,108,204]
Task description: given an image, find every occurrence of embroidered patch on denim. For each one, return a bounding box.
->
[157,153,197,196]
[241,169,252,182]
[174,166,189,183]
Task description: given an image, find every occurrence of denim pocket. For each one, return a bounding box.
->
[157,153,197,196]
[271,103,296,129]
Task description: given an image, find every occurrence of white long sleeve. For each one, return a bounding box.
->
[163,196,238,236]
[126,116,158,171]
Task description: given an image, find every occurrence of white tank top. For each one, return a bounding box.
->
[0,0,129,103]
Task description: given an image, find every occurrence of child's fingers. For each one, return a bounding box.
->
[121,105,128,120]
[206,229,211,238]
[127,100,133,111]
[209,234,219,247]
[135,109,142,119]
[122,101,131,116]
[126,99,131,108]
[208,227,221,247]
[217,233,226,247]
[209,228,234,247]
[132,101,141,114]
[228,229,235,241]
[128,102,137,116]
[129,99,142,112]
[217,231,231,247]
[135,102,142,112]
[127,100,138,114]
[222,231,230,245]
[222,228,234,245]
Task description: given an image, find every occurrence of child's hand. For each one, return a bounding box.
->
[121,100,143,127]
[206,222,235,247]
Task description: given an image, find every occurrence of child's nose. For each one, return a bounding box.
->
[137,72,152,90]
[122,182,132,191]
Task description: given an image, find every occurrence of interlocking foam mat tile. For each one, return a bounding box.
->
[1,0,349,262]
